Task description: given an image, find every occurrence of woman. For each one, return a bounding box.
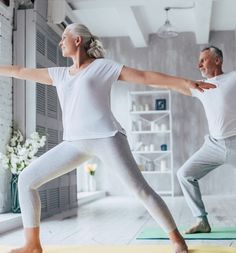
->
[0,24,215,253]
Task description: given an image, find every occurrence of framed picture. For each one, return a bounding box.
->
[155,99,166,110]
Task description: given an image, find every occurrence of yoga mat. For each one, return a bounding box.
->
[0,245,236,253]
[137,227,236,240]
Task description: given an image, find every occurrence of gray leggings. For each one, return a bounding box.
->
[18,132,176,232]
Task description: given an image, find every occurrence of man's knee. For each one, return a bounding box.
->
[177,166,194,182]
[177,168,184,181]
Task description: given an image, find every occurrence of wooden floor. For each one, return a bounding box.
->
[0,195,236,247]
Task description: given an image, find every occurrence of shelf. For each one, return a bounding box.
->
[132,151,171,154]
[155,190,173,195]
[141,171,172,174]
[131,130,170,134]
[129,90,170,95]
[130,110,170,115]
[128,89,173,196]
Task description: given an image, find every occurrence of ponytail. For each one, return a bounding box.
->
[66,23,105,58]
[84,35,105,58]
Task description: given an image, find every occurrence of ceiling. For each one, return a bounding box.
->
[63,0,236,47]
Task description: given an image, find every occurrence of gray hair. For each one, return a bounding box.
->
[201,46,223,63]
[66,23,105,58]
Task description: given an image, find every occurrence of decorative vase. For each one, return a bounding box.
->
[89,175,96,192]
[11,174,21,213]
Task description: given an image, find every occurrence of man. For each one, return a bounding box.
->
[177,46,236,234]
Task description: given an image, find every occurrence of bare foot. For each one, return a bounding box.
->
[169,229,188,253]
[7,245,42,253]
[185,220,211,234]
[172,241,188,253]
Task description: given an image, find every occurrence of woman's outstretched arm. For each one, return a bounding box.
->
[0,65,53,85]
[118,66,216,96]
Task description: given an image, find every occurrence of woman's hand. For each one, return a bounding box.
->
[187,80,217,93]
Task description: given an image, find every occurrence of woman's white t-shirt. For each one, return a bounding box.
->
[48,58,125,141]
[191,71,236,139]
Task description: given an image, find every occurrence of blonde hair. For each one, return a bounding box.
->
[66,23,105,58]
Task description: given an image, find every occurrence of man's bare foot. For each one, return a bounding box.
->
[7,245,42,253]
[185,220,211,234]
[169,229,188,253]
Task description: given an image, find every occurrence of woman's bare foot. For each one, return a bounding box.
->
[7,245,42,253]
[172,241,188,253]
[169,228,188,253]
[7,227,43,253]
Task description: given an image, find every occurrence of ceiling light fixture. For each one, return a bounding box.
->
[157,4,195,39]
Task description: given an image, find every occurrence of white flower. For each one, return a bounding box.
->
[24,160,30,166]
[6,146,14,154]
[24,139,31,147]
[39,136,46,147]
[28,151,35,159]
[10,154,19,167]
[17,162,25,173]
[84,163,97,176]
[18,147,28,156]
[30,132,40,140]
[11,167,17,175]
[0,129,46,175]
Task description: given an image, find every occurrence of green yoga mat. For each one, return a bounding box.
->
[137,227,236,240]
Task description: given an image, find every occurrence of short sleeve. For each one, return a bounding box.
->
[101,59,123,84]
[190,88,198,97]
[110,60,123,82]
[48,67,67,87]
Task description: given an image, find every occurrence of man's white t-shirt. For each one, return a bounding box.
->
[48,58,126,141]
[191,71,236,139]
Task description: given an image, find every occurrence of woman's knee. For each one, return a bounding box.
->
[18,171,28,190]
[129,181,150,200]
[18,168,37,192]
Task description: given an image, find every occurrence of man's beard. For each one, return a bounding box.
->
[200,70,208,78]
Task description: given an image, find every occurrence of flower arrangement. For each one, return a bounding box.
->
[84,163,97,176]
[0,129,46,175]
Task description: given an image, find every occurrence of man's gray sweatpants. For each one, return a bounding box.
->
[177,134,236,217]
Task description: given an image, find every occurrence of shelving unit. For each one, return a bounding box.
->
[128,90,174,196]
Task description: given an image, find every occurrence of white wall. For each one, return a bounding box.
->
[101,31,236,196]
[0,2,13,153]
[0,0,14,213]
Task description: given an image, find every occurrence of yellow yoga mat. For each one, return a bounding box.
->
[0,245,236,253]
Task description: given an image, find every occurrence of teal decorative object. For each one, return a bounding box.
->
[11,174,21,213]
